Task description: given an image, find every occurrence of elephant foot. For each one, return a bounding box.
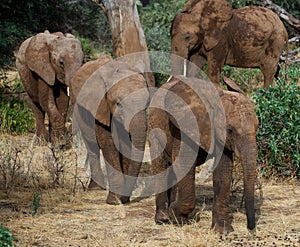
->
[212,222,234,235]
[120,196,130,204]
[155,209,170,224]
[88,179,106,191]
[106,192,130,205]
[168,201,195,225]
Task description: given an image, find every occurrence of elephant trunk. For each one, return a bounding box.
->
[238,136,257,230]
[65,61,82,86]
[171,41,189,76]
[123,110,147,197]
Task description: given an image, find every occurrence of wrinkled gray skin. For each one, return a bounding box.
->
[149,76,258,234]
[71,55,149,205]
[16,30,84,143]
[171,0,288,87]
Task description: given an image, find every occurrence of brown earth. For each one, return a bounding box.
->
[0,135,299,247]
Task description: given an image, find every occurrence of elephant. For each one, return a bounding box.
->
[148,75,258,234]
[16,30,84,144]
[70,54,150,205]
[170,0,288,88]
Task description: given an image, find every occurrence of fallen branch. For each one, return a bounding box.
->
[280,37,300,64]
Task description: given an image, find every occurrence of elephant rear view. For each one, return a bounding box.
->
[171,0,288,88]
[149,76,258,234]
[16,30,84,144]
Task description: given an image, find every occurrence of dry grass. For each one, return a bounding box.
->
[0,135,299,247]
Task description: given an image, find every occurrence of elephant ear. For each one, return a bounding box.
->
[222,76,243,93]
[75,60,112,127]
[202,0,232,51]
[25,33,56,86]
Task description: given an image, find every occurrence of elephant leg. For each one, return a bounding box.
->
[85,140,106,190]
[155,168,176,224]
[30,100,47,143]
[55,85,70,146]
[207,48,226,85]
[95,123,127,205]
[169,166,195,224]
[169,137,196,224]
[212,148,234,234]
[188,53,207,77]
[151,150,172,224]
[38,80,65,144]
[261,61,278,88]
[55,85,69,120]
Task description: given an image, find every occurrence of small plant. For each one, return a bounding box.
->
[252,69,300,178]
[0,142,23,191]
[30,191,41,216]
[0,224,15,247]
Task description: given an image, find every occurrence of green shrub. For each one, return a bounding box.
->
[0,99,35,134]
[77,36,100,61]
[0,76,35,134]
[252,65,300,178]
[0,224,14,247]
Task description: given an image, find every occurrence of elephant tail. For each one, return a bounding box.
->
[283,31,289,84]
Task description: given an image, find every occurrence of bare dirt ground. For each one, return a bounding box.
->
[0,135,299,247]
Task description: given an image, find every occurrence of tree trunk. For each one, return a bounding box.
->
[92,0,155,87]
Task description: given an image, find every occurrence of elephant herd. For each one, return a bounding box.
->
[16,0,288,235]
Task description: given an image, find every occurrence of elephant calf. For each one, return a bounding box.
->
[148,76,258,234]
[16,30,84,144]
[71,54,150,205]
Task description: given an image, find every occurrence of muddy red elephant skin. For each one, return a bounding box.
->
[148,76,258,234]
[16,30,84,143]
[171,0,288,88]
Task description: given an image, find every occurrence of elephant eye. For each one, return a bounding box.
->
[116,100,122,108]
[228,128,233,135]
[184,33,190,40]
[59,59,64,67]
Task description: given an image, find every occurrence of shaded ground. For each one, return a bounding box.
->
[0,135,299,246]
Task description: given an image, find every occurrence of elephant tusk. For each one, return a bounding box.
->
[183,59,187,76]
[166,75,173,82]
[67,87,70,96]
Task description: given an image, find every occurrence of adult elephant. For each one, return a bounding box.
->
[16,30,84,144]
[71,54,150,205]
[171,0,288,88]
[148,76,258,234]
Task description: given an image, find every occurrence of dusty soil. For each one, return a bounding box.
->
[0,135,299,247]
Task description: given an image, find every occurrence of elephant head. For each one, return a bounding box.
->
[171,0,232,75]
[25,30,84,86]
[220,76,258,231]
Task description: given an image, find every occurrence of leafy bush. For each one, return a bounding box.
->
[0,99,35,134]
[0,78,35,134]
[0,224,15,247]
[252,64,300,178]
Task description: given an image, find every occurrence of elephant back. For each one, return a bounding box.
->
[163,76,226,154]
